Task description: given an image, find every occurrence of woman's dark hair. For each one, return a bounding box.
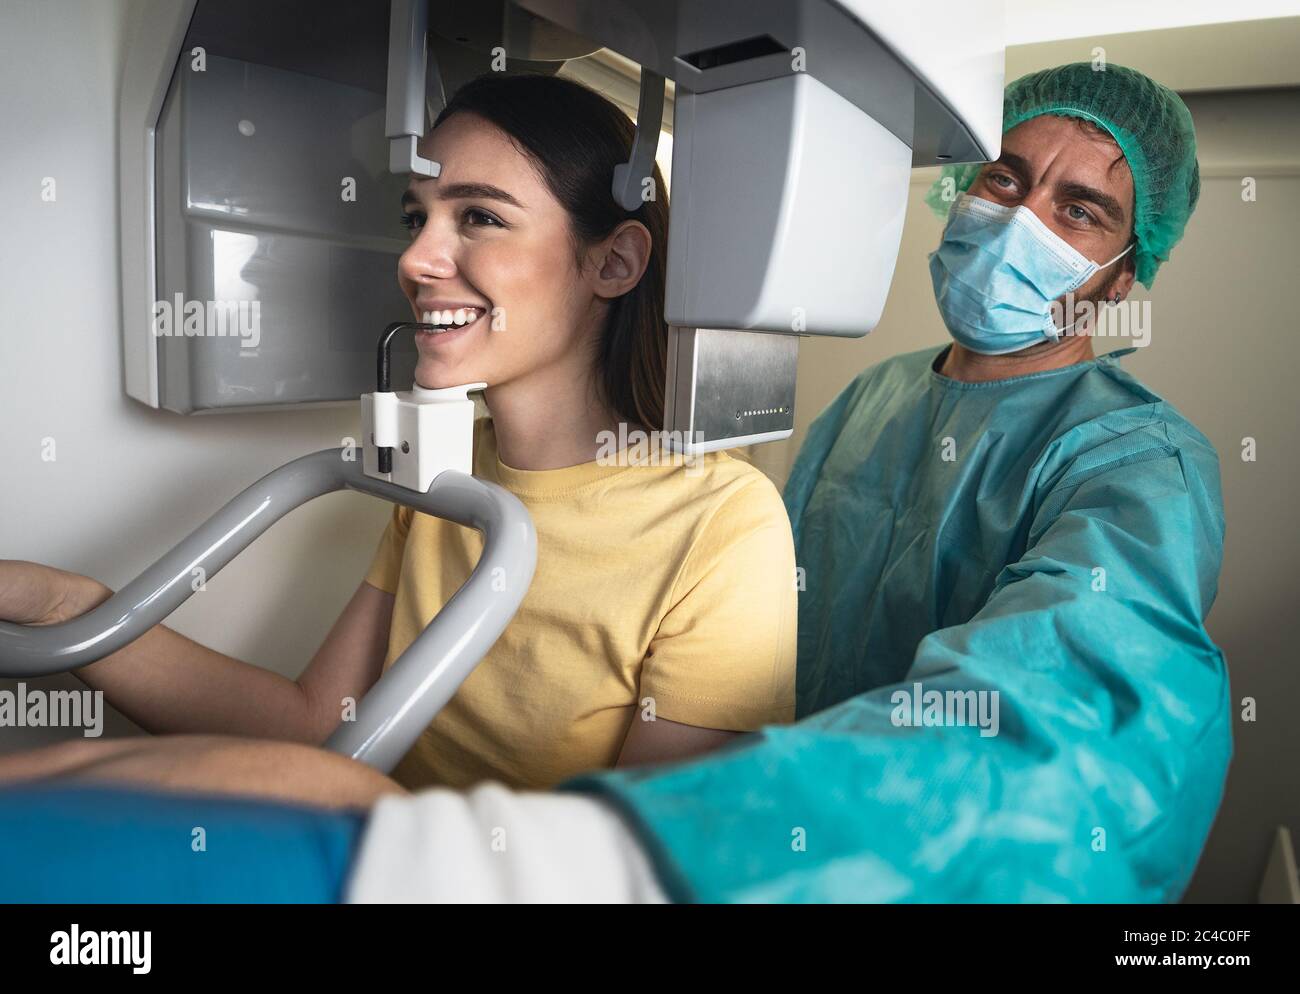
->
[433,72,669,432]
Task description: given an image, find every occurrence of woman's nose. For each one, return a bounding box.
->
[398,227,458,283]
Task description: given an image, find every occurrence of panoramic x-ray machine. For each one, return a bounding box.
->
[0,0,1004,771]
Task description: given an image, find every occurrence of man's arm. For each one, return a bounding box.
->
[563,438,1231,902]
[0,734,406,810]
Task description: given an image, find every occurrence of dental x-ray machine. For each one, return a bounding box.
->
[0,0,1004,772]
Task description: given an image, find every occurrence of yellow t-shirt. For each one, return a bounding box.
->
[364,417,797,790]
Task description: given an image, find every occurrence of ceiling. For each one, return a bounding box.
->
[1003,0,1300,45]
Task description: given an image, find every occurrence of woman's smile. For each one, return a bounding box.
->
[414,303,489,351]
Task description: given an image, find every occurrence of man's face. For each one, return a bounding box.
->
[966,114,1137,313]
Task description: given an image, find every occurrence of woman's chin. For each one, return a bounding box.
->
[413,359,476,390]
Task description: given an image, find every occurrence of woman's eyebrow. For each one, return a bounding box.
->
[400,183,526,210]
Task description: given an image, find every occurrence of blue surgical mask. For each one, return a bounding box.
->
[928,193,1133,355]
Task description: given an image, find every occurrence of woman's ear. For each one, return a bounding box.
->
[591,220,652,300]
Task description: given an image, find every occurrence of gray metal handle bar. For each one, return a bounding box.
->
[0,448,537,773]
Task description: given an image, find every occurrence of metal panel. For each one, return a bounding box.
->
[153,50,416,413]
[664,327,797,451]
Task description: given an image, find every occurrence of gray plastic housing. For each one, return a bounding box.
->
[665,70,911,337]
[152,49,417,414]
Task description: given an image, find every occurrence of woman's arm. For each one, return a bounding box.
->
[46,567,394,744]
[616,715,738,768]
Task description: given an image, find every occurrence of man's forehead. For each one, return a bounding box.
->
[993,115,1134,225]
[1000,116,1132,188]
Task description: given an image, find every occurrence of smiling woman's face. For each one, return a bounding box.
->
[397,111,601,390]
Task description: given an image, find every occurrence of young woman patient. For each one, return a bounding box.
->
[0,72,796,792]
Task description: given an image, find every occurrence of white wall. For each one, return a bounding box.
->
[0,0,392,746]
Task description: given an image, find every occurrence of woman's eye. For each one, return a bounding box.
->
[399,207,502,232]
[463,207,502,228]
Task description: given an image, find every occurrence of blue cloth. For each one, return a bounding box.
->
[567,345,1230,902]
[0,783,366,902]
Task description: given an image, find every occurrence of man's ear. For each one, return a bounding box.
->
[1110,250,1137,302]
[591,220,652,301]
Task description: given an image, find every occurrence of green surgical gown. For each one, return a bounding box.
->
[567,345,1231,902]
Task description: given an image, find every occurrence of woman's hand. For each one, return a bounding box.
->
[0,560,111,627]
[0,562,389,744]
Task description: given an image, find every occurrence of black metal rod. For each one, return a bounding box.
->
[375,321,438,473]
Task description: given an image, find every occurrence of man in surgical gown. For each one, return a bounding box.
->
[567,63,1231,902]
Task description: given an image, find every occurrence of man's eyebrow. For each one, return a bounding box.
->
[400,183,525,210]
[992,150,1034,178]
[1056,181,1126,225]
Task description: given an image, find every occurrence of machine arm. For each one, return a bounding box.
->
[0,451,536,773]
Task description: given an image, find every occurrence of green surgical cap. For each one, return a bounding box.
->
[923,62,1200,287]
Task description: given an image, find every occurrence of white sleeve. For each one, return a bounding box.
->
[343,782,670,903]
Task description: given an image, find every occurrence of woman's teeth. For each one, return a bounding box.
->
[422,308,482,328]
